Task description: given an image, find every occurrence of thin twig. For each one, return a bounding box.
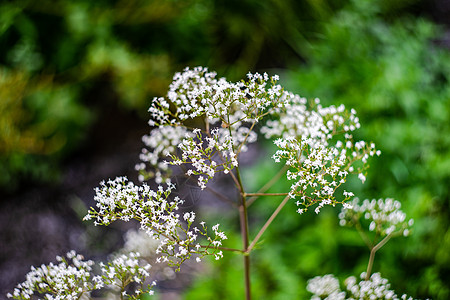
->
[237,121,257,154]
[354,217,373,249]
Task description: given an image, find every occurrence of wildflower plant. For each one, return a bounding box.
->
[9,67,389,299]
[88,66,381,299]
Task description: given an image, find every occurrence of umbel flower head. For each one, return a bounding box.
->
[7,251,98,300]
[138,67,285,185]
[339,198,414,237]
[136,67,378,214]
[7,251,156,300]
[307,272,415,300]
[84,177,227,271]
[99,252,155,299]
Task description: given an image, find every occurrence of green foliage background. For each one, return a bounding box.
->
[285,2,450,298]
[186,1,450,299]
[1,0,449,299]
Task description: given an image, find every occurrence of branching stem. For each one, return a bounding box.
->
[354,217,373,249]
[245,192,289,197]
[247,194,290,253]
[365,233,392,280]
[235,166,252,300]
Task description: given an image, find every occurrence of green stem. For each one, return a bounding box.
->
[246,165,290,207]
[354,218,373,249]
[245,192,289,197]
[235,166,251,300]
[247,195,290,253]
[199,245,244,253]
[237,121,257,154]
[365,233,392,280]
[229,168,243,193]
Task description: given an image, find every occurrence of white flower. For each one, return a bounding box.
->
[7,252,97,300]
[273,135,376,214]
[86,177,228,270]
[308,272,416,300]
[339,198,414,237]
[358,173,366,183]
[307,274,342,297]
[345,272,414,300]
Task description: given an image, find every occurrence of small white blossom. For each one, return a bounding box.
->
[345,272,415,300]
[358,173,366,183]
[273,135,376,213]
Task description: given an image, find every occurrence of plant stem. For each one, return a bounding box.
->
[229,168,243,193]
[245,192,289,197]
[247,194,290,253]
[239,199,252,300]
[199,245,244,253]
[237,121,257,154]
[354,218,373,249]
[234,166,252,300]
[365,233,392,280]
[246,165,289,207]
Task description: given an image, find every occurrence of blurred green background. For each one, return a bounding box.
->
[1,0,449,299]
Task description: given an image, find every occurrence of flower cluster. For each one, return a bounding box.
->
[272,135,378,214]
[307,274,346,300]
[7,251,96,300]
[99,252,155,299]
[84,177,227,270]
[339,198,414,237]
[307,273,415,300]
[7,251,147,300]
[148,66,286,127]
[137,126,191,183]
[261,93,380,214]
[168,128,238,189]
[7,250,156,300]
[346,272,415,300]
[261,96,360,145]
[138,67,292,188]
[122,229,176,281]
